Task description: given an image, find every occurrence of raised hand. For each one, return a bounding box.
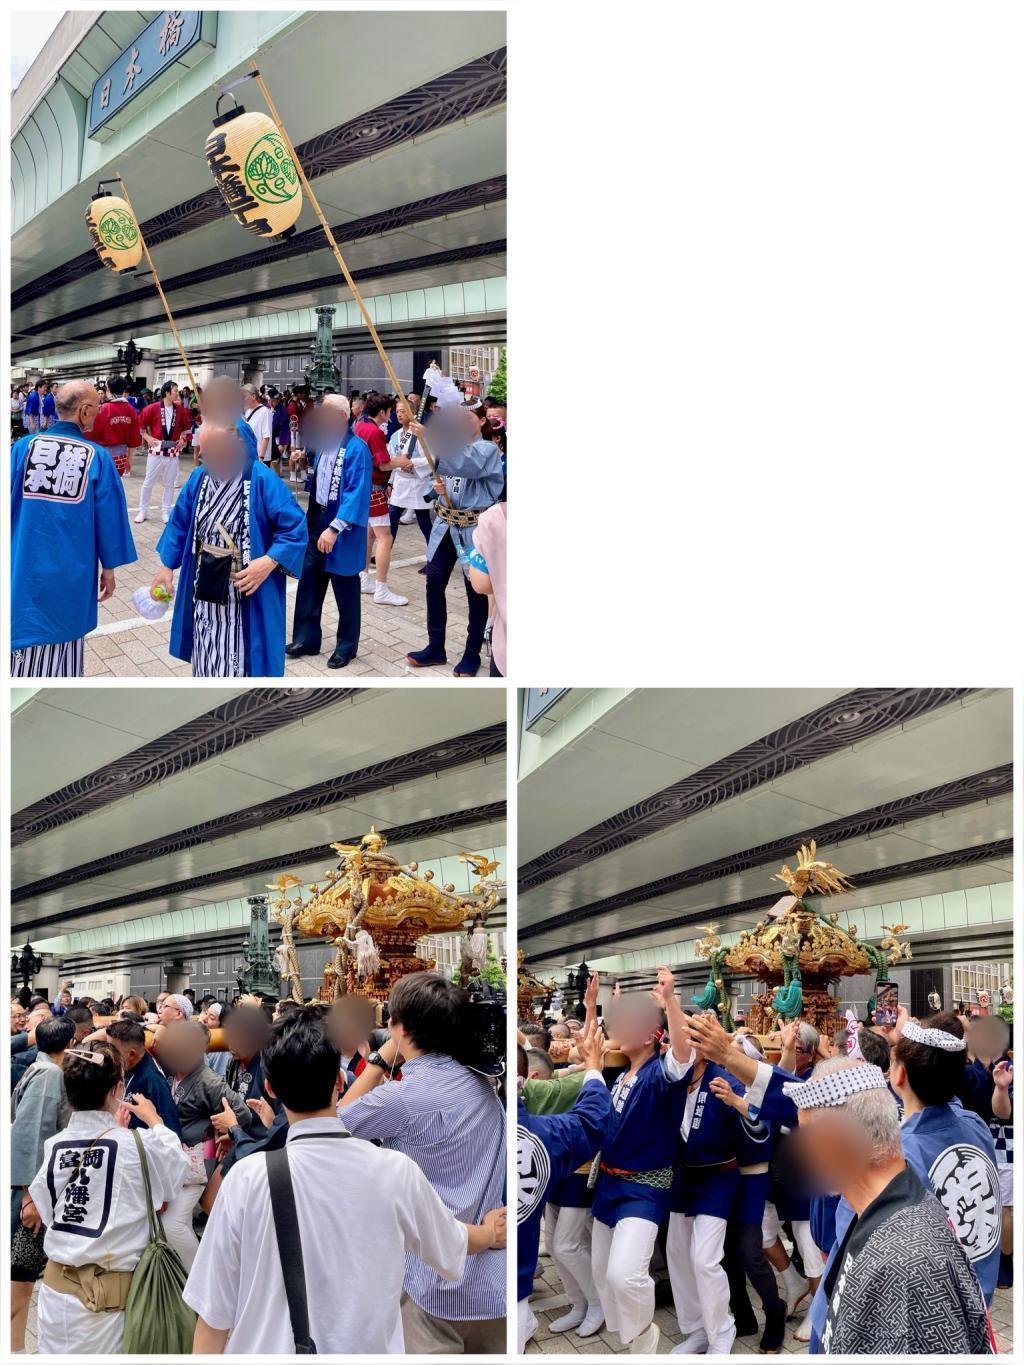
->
[708,1075,743,1109]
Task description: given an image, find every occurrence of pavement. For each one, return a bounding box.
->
[85,454,478,679]
[525,1249,1016,1355]
[18,1245,1017,1353]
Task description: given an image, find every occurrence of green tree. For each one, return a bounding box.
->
[488,347,507,404]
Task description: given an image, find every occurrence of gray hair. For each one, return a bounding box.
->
[796,1022,820,1053]
[808,1056,902,1160]
[321,393,351,420]
[241,384,259,398]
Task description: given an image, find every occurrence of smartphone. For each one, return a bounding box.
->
[875,982,898,1027]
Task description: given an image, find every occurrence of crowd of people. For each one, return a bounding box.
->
[518,969,1012,1355]
[10,973,507,1355]
[9,371,508,679]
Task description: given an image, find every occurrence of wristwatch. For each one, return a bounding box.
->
[365,1050,391,1070]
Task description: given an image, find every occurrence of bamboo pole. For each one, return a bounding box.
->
[248,63,451,506]
[115,175,203,406]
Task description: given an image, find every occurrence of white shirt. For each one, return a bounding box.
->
[29,1110,189,1271]
[182,1116,469,1353]
[243,403,273,459]
[387,426,432,509]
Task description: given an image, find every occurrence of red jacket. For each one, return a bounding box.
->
[89,399,142,448]
[139,400,191,443]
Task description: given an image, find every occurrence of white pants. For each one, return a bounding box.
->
[762,1203,826,1277]
[667,1211,735,1352]
[138,451,179,515]
[161,1182,201,1269]
[590,1215,659,1345]
[37,1282,125,1353]
[517,1297,539,1353]
[545,1202,599,1310]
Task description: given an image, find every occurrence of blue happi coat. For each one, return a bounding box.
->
[517,1079,612,1302]
[592,1051,691,1227]
[157,427,306,677]
[306,432,372,576]
[426,439,504,560]
[11,421,137,649]
[734,1113,775,1223]
[671,1062,744,1218]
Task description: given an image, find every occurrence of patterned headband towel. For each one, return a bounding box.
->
[782,1063,888,1109]
[64,1048,106,1065]
[901,1019,967,1052]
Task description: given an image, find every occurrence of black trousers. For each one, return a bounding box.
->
[425,532,488,662]
[290,524,360,658]
[725,1221,783,1319]
[389,503,432,543]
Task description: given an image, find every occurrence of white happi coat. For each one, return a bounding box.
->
[28,1110,190,1352]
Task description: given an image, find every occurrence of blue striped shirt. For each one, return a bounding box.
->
[342,1053,505,1320]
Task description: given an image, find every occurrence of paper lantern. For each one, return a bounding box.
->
[85,193,142,273]
[205,101,302,239]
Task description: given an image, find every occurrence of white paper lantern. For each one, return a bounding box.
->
[205,103,302,239]
[85,193,143,273]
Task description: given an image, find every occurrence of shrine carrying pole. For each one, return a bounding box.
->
[245,63,451,506]
[113,175,203,404]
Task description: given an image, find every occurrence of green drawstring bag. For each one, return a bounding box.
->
[122,1129,197,1355]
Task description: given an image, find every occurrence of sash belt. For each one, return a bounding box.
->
[682,1158,739,1174]
[599,1162,674,1188]
[43,1260,133,1313]
[437,505,483,528]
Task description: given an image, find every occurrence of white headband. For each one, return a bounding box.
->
[782,1063,888,1109]
[900,1020,966,1052]
[738,1034,764,1060]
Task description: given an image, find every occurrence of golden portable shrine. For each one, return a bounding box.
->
[267,829,502,1004]
[691,841,912,1039]
[517,950,557,1023]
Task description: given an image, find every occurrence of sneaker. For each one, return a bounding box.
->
[630,1321,661,1354]
[374,583,408,607]
[548,1306,585,1334]
[360,572,374,594]
[577,1303,605,1338]
[672,1327,708,1354]
[133,511,147,524]
[793,1310,813,1344]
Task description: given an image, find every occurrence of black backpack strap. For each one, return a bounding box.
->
[265,1148,316,1354]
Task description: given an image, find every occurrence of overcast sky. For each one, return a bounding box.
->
[11,12,63,89]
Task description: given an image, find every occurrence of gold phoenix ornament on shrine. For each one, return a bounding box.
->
[85,192,142,272]
[268,829,502,1004]
[720,841,910,1038]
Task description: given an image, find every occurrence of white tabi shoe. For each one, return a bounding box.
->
[782,1265,810,1317]
[630,1321,661,1354]
[671,1326,709,1353]
[548,1305,586,1333]
[162,510,170,523]
[374,583,408,606]
[400,508,416,524]
[577,1303,605,1337]
[133,511,147,523]
[360,572,375,594]
[793,1310,813,1343]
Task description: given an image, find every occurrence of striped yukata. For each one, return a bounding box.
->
[342,1053,506,1348]
[191,471,247,677]
[10,639,85,677]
